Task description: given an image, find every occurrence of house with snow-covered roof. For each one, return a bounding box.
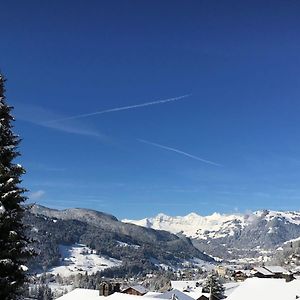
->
[171,280,202,291]
[169,281,209,300]
[252,267,274,278]
[150,289,195,300]
[121,285,148,296]
[252,265,295,281]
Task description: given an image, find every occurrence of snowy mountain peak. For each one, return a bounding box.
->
[123,211,246,239]
[185,212,201,218]
[123,210,300,241]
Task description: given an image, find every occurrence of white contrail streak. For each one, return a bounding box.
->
[138,139,222,167]
[46,94,191,123]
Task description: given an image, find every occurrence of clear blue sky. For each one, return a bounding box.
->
[1,0,300,219]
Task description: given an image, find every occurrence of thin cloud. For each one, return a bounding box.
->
[46,94,191,123]
[14,103,105,138]
[28,190,46,200]
[138,139,222,167]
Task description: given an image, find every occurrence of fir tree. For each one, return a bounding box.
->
[202,273,225,300]
[0,75,32,299]
[37,284,53,300]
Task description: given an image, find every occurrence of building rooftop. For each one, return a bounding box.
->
[227,278,300,300]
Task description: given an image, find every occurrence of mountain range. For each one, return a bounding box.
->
[25,205,300,277]
[123,210,300,262]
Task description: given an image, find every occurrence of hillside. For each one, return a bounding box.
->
[24,205,214,277]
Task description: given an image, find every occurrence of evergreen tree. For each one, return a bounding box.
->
[0,75,32,299]
[37,284,53,300]
[202,273,225,300]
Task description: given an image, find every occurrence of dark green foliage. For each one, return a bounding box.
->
[0,75,33,299]
[36,284,53,300]
[23,214,88,271]
[202,273,225,300]
[23,206,212,276]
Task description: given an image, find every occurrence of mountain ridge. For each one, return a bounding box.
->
[25,204,214,276]
[123,210,300,262]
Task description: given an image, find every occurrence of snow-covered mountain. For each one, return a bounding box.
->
[123,210,300,261]
[25,205,214,275]
[123,212,246,239]
[123,210,300,240]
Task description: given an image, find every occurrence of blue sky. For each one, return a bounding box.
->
[1,0,300,219]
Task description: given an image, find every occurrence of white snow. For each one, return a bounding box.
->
[224,282,241,297]
[123,212,245,239]
[56,289,163,300]
[20,265,28,271]
[123,210,300,241]
[284,236,300,245]
[55,283,241,300]
[47,244,121,276]
[151,289,195,300]
[116,241,140,249]
[226,278,300,300]
[56,288,100,300]
[0,204,5,215]
[6,178,14,184]
[107,292,162,300]
[171,280,202,291]
[264,210,300,226]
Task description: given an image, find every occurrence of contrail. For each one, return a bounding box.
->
[46,94,191,123]
[138,139,222,167]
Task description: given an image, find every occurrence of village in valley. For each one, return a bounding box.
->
[47,262,300,300]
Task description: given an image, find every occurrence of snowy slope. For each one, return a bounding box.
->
[48,244,121,276]
[123,210,300,241]
[259,210,300,225]
[123,212,246,239]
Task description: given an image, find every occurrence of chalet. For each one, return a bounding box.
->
[121,285,148,296]
[263,265,293,280]
[252,266,295,281]
[233,270,251,281]
[168,280,210,300]
[252,267,274,278]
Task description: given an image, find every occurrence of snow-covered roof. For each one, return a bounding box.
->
[122,285,148,294]
[105,292,160,300]
[56,288,100,300]
[184,290,209,300]
[171,280,202,291]
[151,289,195,300]
[226,278,300,300]
[253,267,274,276]
[223,282,241,297]
[144,292,164,297]
[56,289,160,300]
[264,266,290,274]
